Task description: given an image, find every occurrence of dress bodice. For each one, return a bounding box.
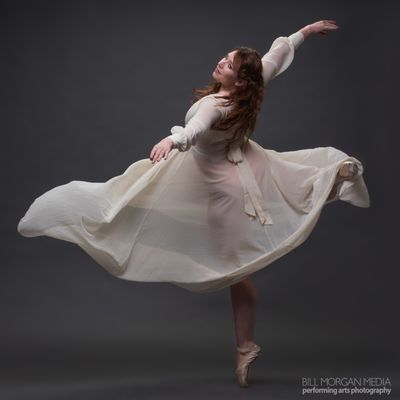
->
[184,95,235,158]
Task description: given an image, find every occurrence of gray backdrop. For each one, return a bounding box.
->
[1,0,399,399]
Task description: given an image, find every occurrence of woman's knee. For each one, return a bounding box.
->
[230,276,257,303]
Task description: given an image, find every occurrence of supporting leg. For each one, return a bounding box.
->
[230,276,261,388]
[230,276,257,348]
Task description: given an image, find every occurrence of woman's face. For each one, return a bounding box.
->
[212,50,239,89]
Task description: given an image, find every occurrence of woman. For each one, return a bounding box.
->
[149,19,367,387]
[17,20,370,388]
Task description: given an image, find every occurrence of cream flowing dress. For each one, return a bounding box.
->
[17,30,370,293]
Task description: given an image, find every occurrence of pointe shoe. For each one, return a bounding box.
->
[337,161,359,183]
[235,342,262,388]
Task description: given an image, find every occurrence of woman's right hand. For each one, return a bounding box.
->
[301,20,339,38]
[150,137,174,163]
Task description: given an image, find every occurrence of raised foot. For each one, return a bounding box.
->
[338,161,359,181]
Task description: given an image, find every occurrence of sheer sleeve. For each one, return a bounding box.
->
[262,31,304,85]
[167,97,223,152]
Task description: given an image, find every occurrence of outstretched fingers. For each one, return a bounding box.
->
[150,145,165,163]
[150,138,173,163]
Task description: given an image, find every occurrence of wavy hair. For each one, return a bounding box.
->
[192,46,264,152]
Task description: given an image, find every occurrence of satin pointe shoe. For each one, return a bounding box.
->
[235,342,262,388]
[337,161,359,183]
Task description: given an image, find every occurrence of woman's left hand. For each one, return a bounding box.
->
[301,20,339,38]
[150,137,174,163]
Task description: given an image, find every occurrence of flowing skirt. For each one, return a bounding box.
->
[17,139,370,293]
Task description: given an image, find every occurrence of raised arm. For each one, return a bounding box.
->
[150,97,223,163]
[262,31,304,84]
[262,20,339,85]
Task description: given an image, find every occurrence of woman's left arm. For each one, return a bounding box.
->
[262,20,339,84]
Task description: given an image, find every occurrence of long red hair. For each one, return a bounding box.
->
[192,46,264,152]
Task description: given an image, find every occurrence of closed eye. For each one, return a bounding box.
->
[225,55,233,69]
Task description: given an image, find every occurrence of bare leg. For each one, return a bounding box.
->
[230,276,257,347]
[327,182,340,201]
[230,276,261,386]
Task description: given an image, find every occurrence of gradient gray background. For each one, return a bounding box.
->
[1,0,399,399]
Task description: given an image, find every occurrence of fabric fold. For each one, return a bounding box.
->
[227,145,273,225]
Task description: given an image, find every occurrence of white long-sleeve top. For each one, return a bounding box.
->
[168,31,304,151]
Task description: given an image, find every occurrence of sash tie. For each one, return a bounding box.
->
[227,146,273,225]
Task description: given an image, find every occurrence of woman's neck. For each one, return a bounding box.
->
[216,88,231,97]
